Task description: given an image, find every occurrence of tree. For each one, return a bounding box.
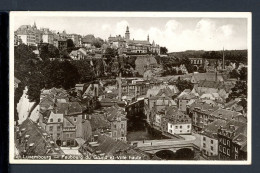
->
[239,67,247,81]
[229,69,240,79]
[160,47,168,55]
[66,39,75,53]
[174,79,193,92]
[71,60,96,83]
[92,37,104,48]
[39,44,59,60]
[227,81,247,102]
[43,60,80,90]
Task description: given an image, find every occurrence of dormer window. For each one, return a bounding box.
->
[50,118,53,122]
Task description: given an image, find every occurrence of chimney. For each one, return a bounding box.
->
[117,72,122,101]
[222,47,225,70]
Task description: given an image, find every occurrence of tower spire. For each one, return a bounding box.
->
[125,26,130,40]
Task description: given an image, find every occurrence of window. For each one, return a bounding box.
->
[180,126,182,129]
[211,140,214,144]
[203,143,206,148]
[50,118,53,122]
[170,125,172,128]
[219,145,222,152]
[175,126,178,129]
[121,124,124,128]
[49,126,53,131]
[211,146,214,151]
[223,138,226,145]
[57,126,61,131]
[203,137,206,141]
[223,147,226,154]
[227,140,230,147]
[169,130,172,133]
[227,149,230,156]
[180,130,182,133]
[114,132,117,137]
[187,130,190,133]
[187,125,190,128]
[235,147,238,153]
[235,154,238,159]
[58,118,61,122]
[74,118,77,122]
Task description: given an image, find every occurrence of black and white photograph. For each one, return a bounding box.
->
[9,12,251,164]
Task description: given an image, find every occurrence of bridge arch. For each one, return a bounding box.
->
[155,150,175,160]
[154,148,195,160]
[174,148,195,160]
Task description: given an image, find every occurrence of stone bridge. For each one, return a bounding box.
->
[129,135,201,155]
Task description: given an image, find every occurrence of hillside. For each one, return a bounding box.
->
[168,50,247,63]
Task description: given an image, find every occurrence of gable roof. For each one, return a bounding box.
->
[15,119,64,156]
[201,119,227,139]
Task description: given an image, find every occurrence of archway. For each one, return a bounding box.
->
[155,150,175,160]
[174,148,195,160]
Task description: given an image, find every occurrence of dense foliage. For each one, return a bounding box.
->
[172,78,193,92]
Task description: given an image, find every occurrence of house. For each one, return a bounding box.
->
[145,95,177,125]
[191,72,225,84]
[210,108,242,122]
[41,28,54,44]
[164,106,192,135]
[15,118,64,157]
[194,80,234,100]
[218,120,247,160]
[104,105,127,141]
[200,119,227,159]
[69,48,89,60]
[39,111,63,143]
[188,100,219,132]
[54,102,84,147]
[15,23,42,46]
[177,91,198,112]
[79,133,150,159]
[54,39,67,51]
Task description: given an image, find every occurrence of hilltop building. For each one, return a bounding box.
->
[108,26,160,55]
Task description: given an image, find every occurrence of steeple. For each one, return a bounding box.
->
[125,26,130,40]
[147,35,149,42]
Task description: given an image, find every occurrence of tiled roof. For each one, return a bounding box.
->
[128,40,150,45]
[165,106,191,124]
[201,119,227,138]
[189,100,219,115]
[219,120,247,141]
[85,134,146,158]
[105,106,127,122]
[86,114,110,131]
[192,73,224,82]
[15,119,64,156]
[210,108,241,121]
[55,102,82,115]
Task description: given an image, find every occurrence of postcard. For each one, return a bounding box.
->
[9,11,251,164]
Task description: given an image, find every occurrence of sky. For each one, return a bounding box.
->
[13,16,248,52]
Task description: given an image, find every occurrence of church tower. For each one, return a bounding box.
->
[125,26,130,40]
[147,35,149,42]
